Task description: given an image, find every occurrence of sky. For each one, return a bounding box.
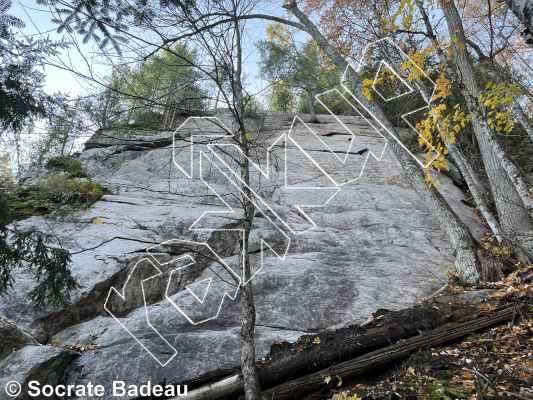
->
[12,0,110,97]
[9,1,289,101]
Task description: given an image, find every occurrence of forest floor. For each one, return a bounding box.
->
[311,265,533,400]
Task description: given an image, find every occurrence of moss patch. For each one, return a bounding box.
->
[8,174,118,221]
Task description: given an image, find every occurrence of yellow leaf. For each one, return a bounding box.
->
[324,375,332,384]
[314,337,321,344]
[457,42,465,50]
[93,219,103,225]
[451,38,458,43]
[245,134,252,141]
[336,374,343,387]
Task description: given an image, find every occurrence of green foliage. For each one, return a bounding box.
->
[244,96,264,117]
[132,110,164,127]
[312,89,358,116]
[45,156,88,178]
[31,100,86,165]
[0,168,114,310]
[0,153,13,180]
[36,174,105,202]
[258,22,339,114]
[0,0,69,136]
[10,174,111,220]
[36,0,196,55]
[0,1,81,312]
[0,192,81,311]
[122,43,207,126]
[408,375,470,400]
[268,83,296,112]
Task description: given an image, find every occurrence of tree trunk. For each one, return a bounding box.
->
[447,142,507,244]
[379,34,508,246]
[284,0,480,282]
[178,301,513,400]
[305,76,318,123]
[504,0,533,42]
[260,307,514,399]
[438,0,533,261]
[466,40,533,143]
[232,6,261,399]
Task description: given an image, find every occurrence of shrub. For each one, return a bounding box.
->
[35,174,104,204]
[8,174,112,220]
[45,156,88,178]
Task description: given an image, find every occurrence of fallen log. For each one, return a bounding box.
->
[186,375,244,400]
[168,292,500,400]
[261,306,514,399]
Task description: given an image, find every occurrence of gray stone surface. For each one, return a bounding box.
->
[0,320,37,361]
[0,346,77,400]
[1,110,486,398]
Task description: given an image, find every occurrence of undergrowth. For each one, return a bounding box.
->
[45,156,88,178]
[7,172,117,221]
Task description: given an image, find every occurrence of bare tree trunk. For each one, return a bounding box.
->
[466,40,533,143]
[284,0,480,282]
[503,0,533,43]
[447,142,507,242]
[438,0,533,260]
[411,72,508,245]
[232,6,261,399]
[305,77,318,123]
[378,33,508,246]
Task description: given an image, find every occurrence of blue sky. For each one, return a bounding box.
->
[12,0,109,97]
[10,1,292,101]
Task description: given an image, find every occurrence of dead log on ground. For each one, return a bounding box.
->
[261,306,514,399]
[172,294,503,400]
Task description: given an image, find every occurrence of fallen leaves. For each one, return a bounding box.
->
[39,342,102,354]
[0,315,17,328]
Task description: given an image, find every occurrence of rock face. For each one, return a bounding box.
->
[0,346,77,400]
[0,320,37,361]
[1,110,485,398]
